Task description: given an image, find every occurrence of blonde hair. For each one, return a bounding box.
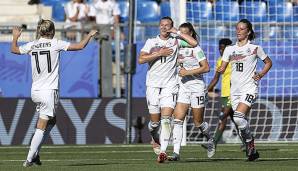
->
[36,19,55,39]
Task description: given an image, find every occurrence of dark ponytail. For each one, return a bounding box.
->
[179,22,198,41]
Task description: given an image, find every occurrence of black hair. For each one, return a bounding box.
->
[219,38,232,46]
[179,22,198,41]
[238,18,255,40]
[160,16,174,27]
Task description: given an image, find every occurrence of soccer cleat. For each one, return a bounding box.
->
[23,160,33,167]
[207,138,216,158]
[32,154,42,165]
[157,152,167,163]
[151,139,161,155]
[167,153,180,161]
[247,139,259,161]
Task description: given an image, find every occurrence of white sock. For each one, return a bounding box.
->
[26,129,45,162]
[198,122,211,140]
[34,124,55,158]
[173,119,183,155]
[160,116,171,153]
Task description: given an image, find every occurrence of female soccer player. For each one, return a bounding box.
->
[167,22,215,161]
[138,17,197,163]
[218,19,272,161]
[11,19,97,167]
[205,38,245,150]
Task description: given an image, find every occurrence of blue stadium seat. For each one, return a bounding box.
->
[137,1,160,23]
[241,1,267,22]
[52,3,65,21]
[118,1,129,22]
[269,2,293,22]
[215,1,239,21]
[186,1,213,22]
[160,1,170,17]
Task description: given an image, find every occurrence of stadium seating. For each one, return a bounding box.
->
[215,0,239,21]
[186,1,213,22]
[160,1,170,18]
[52,2,65,21]
[119,1,129,22]
[241,1,268,22]
[137,1,160,23]
[293,5,298,22]
[269,2,293,22]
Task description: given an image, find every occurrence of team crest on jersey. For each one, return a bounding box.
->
[246,48,251,54]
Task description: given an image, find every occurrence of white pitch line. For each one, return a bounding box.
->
[2,157,298,162]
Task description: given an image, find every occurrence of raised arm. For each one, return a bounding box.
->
[252,56,272,81]
[67,30,98,51]
[168,27,198,47]
[11,27,22,54]
[138,47,173,64]
[178,59,210,77]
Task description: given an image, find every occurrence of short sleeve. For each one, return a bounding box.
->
[140,39,153,53]
[57,40,70,51]
[19,42,33,54]
[194,46,206,62]
[256,46,267,60]
[112,2,121,16]
[221,46,231,62]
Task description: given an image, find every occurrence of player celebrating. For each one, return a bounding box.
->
[11,19,97,167]
[138,17,197,163]
[203,38,245,149]
[218,19,272,161]
[167,22,215,161]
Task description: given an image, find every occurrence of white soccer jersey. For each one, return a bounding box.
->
[19,38,70,91]
[221,41,267,93]
[93,0,120,24]
[141,35,182,88]
[177,45,207,92]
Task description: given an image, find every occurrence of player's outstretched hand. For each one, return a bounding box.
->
[252,72,263,81]
[88,30,98,37]
[12,27,22,39]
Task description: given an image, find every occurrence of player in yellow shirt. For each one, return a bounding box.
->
[205,38,245,149]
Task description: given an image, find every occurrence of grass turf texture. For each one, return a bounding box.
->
[0,144,297,171]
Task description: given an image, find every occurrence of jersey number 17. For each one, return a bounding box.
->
[32,50,51,74]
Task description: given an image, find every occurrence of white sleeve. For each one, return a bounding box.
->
[221,46,231,62]
[112,2,121,16]
[57,40,70,51]
[194,46,206,62]
[257,46,267,60]
[141,39,153,54]
[19,42,33,54]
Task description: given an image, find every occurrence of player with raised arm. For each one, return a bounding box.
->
[218,19,272,161]
[11,19,97,167]
[202,38,245,150]
[138,17,197,163]
[167,22,215,161]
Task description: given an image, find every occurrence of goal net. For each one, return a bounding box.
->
[171,0,298,144]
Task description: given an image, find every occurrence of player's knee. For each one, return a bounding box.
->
[161,115,171,124]
[173,119,183,125]
[148,121,160,131]
[233,111,247,130]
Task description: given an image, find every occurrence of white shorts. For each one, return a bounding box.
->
[231,88,258,111]
[31,89,59,119]
[146,85,178,114]
[177,84,207,108]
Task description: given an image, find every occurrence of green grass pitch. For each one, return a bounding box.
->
[0,143,297,171]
